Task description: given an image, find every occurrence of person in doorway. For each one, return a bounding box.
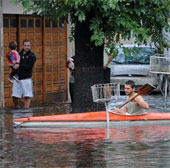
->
[6,41,20,83]
[66,56,75,103]
[103,38,113,98]
[12,39,36,109]
[114,80,149,115]
[103,38,113,83]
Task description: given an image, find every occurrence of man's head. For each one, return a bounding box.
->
[23,39,31,53]
[9,41,17,50]
[124,80,135,96]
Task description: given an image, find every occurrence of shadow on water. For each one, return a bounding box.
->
[0,94,170,168]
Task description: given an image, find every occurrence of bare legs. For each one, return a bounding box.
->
[12,96,31,109]
[24,97,31,109]
[12,97,20,108]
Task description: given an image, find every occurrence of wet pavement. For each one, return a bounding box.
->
[0,94,170,168]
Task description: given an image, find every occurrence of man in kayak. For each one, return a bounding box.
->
[114,80,149,115]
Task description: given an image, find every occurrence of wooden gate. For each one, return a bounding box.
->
[3,15,68,107]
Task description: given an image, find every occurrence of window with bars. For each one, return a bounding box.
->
[4,17,64,29]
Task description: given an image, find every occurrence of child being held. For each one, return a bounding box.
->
[6,41,20,83]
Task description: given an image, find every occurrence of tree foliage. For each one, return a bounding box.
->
[13,0,170,49]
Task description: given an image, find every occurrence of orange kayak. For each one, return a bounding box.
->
[13,111,170,128]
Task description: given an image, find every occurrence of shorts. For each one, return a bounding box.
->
[12,78,34,98]
[103,67,111,83]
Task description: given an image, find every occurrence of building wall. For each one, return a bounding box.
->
[3,0,27,14]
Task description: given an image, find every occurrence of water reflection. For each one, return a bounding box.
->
[14,126,170,144]
[12,109,33,120]
[8,125,170,168]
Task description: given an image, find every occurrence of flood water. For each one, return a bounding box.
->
[0,94,170,168]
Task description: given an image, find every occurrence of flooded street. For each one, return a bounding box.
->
[1,94,170,168]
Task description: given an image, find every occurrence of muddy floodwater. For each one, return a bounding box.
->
[0,94,170,168]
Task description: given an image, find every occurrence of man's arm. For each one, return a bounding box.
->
[104,53,113,69]
[13,64,19,69]
[110,107,128,114]
[134,96,149,110]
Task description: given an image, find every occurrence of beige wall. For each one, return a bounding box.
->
[2,0,26,14]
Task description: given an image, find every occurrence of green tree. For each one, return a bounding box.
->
[13,0,170,112]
